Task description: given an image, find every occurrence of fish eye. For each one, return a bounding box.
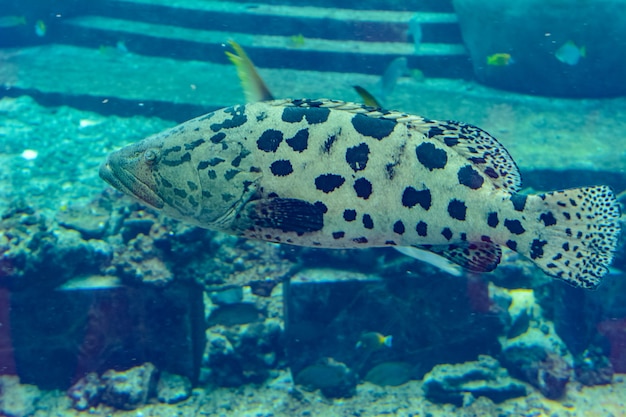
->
[144,149,157,164]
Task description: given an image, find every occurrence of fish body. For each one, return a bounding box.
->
[356,332,393,350]
[34,20,46,37]
[555,41,585,66]
[100,99,621,289]
[487,53,514,66]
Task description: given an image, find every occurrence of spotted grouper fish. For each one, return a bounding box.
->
[100,99,621,289]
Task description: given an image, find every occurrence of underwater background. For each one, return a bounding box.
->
[0,0,625,416]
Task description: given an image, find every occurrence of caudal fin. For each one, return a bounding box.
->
[521,185,621,289]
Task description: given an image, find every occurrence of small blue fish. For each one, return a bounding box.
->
[555,41,585,66]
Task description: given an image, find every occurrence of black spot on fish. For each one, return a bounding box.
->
[457,165,484,190]
[162,152,191,167]
[257,129,283,152]
[385,163,396,180]
[444,137,459,146]
[351,113,396,140]
[332,231,345,239]
[415,142,447,170]
[506,240,517,251]
[322,134,339,154]
[282,106,330,124]
[353,236,368,244]
[427,126,445,138]
[447,199,467,221]
[315,174,345,193]
[511,194,527,212]
[402,187,431,210]
[184,138,205,151]
[162,145,182,157]
[161,177,172,188]
[562,242,570,252]
[231,149,251,167]
[343,209,357,222]
[286,129,309,152]
[362,214,374,229]
[210,105,247,131]
[385,240,396,245]
[250,166,261,173]
[207,157,225,166]
[345,143,370,172]
[487,212,499,228]
[416,221,427,236]
[224,169,240,180]
[208,170,217,179]
[202,190,212,198]
[530,239,548,260]
[353,178,372,199]
[197,161,210,170]
[441,227,453,241]
[504,219,525,235]
[188,195,198,207]
[173,188,187,198]
[210,132,226,144]
[314,201,328,213]
[222,193,235,202]
[270,160,293,176]
[393,220,405,235]
[187,181,198,191]
[540,211,557,226]
[484,167,499,179]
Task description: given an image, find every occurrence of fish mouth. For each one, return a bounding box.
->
[99,158,164,209]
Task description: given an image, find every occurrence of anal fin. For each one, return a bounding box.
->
[423,241,503,273]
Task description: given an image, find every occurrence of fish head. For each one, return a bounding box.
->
[101,109,262,230]
[100,130,208,225]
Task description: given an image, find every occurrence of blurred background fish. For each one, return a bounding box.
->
[487,52,514,66]
[34,19,46,37]
[0,16,26,28]
[374,56,409,102]
[407,13,422,53]
[356,332,393,351]
[555,41,585,66]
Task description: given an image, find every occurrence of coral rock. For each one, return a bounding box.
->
[100,362,158,410]
[156,372,192,404]
[422,355,527,406]
[0,375,41,417]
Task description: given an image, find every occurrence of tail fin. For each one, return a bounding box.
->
[520,185,621,289]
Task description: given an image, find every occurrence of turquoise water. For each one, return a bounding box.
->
[0,1,625,416]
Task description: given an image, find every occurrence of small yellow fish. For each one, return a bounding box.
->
[486,53,513,66]
[353,85,382,108]
[356,332,393,350]
[289,34,305,48]
[35,20,46,37]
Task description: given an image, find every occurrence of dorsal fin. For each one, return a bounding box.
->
[225,40,274,102]
[415,120,521,193]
